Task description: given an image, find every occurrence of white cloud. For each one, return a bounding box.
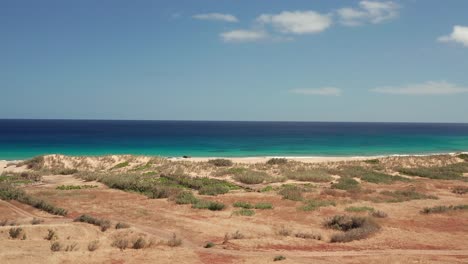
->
[337,1,399,26]
[438,25,468,47]
[193,13,238,23]
[370,81,468,95]
[220,30,267,43]
[257,11,332,34]
[290,87,342,96]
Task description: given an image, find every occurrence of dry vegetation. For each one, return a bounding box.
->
[0,153,467,263]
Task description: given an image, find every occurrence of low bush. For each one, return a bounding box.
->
[230,230,244,239]
[31,218,43,225]
[325,215,380,243]
[74,214,111,232]
[452,186,468,195]
[50,241,62,252]
[208,159,233,167]
[255,202,273,209]
[174,191,199,205]
[19,156,44,170]
[133,237,147,249]
[294,232,322,240]
[336,166,408,184]
[380,189,438,203]
[45,229,58,240]
[299,199,336,211]
[397,163,468,180]
[278,185,304,201]
[9,227,24,239]
[115,222,130,229]
[112,238,129,250]
[457,153,468,161]
[421,204,468,214]
[364,159,380,164]
[88,240,100,251]
[267,158,288,165]
[276,225,292,236]
[192,200,225,211]
[198,184,230,196]
[204,241,215,248]
[371,210,388,218]
[57,168,78,175]
[274,255,286,261]
[234,170,269,184]
[331,177,360,191]
[233,201,253,209]
[111,162,130,170]
[233,208,255,216]
[345,206,375,213]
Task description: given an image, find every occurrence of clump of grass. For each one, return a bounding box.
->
[380,189,438,203]
[50,241,62,252]
[45,229,58,240]
[233,201,253,209]
[255,202,273,209]
[208,159,233,167]
[174,191,199,205]
[0,183,68,216]
[345,206,375,213]
[331,177,360,191]
[452,186,468,195]
[115,222,130,229]
[31,218,43,225]
[167,233,182,247]
[421,204,468,214]
[278,184,304,201]
[56,185,97,190]
[192,200,225,211]
[274,255,286,261]
[295,232,322,240]
[324,215,380,243]
[198,184,230,196]
[267,158,288,165]
[111,161,130,170]
[234,170,269,184]
[88,240,100,251]
[74,214,111,232]
[282,168,333,182]
[276,225,292,236]
[9,227,24,239]
[299,199,336,211]
[397,163,468,180]
[233,208,255,216]
[204,241,215,248]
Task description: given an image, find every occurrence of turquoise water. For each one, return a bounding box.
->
[1,119,468,160]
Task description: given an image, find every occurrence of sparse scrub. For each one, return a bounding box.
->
[9,227,24,239]
[133,237,147,249]
[371,210,388,218]
[278,184,304,201]
[56,185,97,190]
[167,233,182,247]
[255,202,273,209]
[233,208,255,216]
[50,241,62,252]
[31,218,43,225]
[331,177,360,191]
[18,156,44,170]
[274,255,286,261]
[452,186,468,195]
[335,166,409,184]
[421,204,468,214]
[88,240,100,251]
[457,153,468,161]
[325,215,380,243]
[282,168,332,182]
[295,232,322,240]
[345,206,375,212]
[299,199,336,211]
[380,189,438,203]
[174,191,199,205]
[57,168,78,175]
[115,222,130,229]
[74,214,111,231]
[267,158,288,165]
[213,167,246,177]
[398,163,468,180]
[192,200,225,211]
[234,170,269,184]
[208,159,233,167]
[111,161,130,170]
[233,201,253,209]
[276,225,292,236]
[112,238,129,250]
[45,229,58,240]
[198,184,230,196]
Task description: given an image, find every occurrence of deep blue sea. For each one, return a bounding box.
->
[1,119,468,160]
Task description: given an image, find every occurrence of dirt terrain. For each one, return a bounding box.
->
[1,154,467,263]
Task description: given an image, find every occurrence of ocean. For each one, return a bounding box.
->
[1,119,468,160]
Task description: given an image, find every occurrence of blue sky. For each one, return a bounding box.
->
[1,0,468,122]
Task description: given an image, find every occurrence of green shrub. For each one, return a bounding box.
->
[380,189,438,203]
[421,204,468,214]
[274,255,286,261]
[204,241,215,248]
[111,162,129,170]
[260,186,274,192]
[278,185,304,201]
[233,201,253,209]
[74,214,111,232]
[345,206,375,212]
[299,199,336,211]
[160,174,239,191]
[336,166,409,184]
[208,159,233,167]
[364,159,380,164]
[331,177,360,191]
[174,191,199,204]
[234,170,268,184]
[397,163,468,180]
[457,153,468,161]
[282,168,332,182]
[325,215,380,243]
[199,184,230,196]
[192,200,225,211]
[233,208,255,216]
[267,158,288,165]
[254,202,273,209]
